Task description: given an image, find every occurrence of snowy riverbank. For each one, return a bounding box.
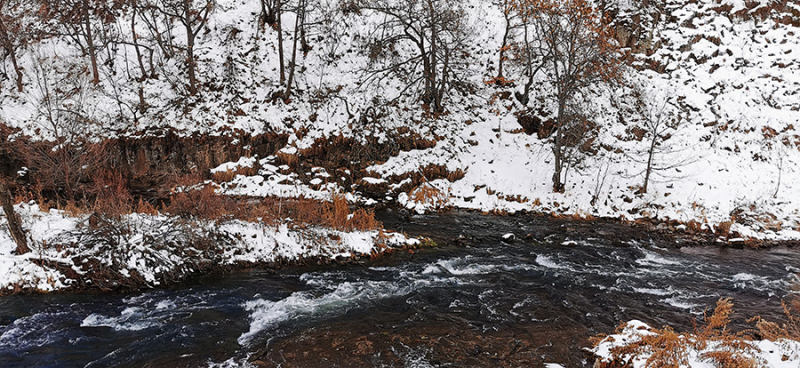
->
[0,203,417,294]
[591,319,800,368]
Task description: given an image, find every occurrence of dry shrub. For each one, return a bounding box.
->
[410,183,447,209]
[135,198,159,216]
[90,171,133,218]
[276,151,299,167]
[447,168,465,182]
[62,200,87,217]
[687,219,703,232]
[326,193,350,230]
[165,185,234,222]
[717,221,733,237]
[278,194,382,232]
[16,138,110,201]
[12,187,34,205]
[348,208,381,232]
[752,298,800,341]
[212,169,238,183]
[600,298,761,368]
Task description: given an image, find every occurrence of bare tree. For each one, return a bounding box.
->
[512,0,621,192]
[284,0,307,99]
[0,0,32,92]
[0,124,28,254]
[149,0,214,95]
[494,0,520,81]
[508,0,550,105]
[259,0,286,83]
[359,0,472,113]
[623,88,692,194]
[129,0,153,112]
[40,0,121,85]
[635,92,677,193]
[759,122,795,199]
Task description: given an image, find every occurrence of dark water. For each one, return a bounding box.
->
[1,211,799,367]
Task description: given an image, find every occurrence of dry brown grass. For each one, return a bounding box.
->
[751,299,800,341]
[165,184,235,221]
[89,171,134,218]
[596,298,763,368]
[288,193,381,232]
[716,220,733,237]
[276,151,299,167]
[409,183,447,210]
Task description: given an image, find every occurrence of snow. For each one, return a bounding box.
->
[590,319,800,367]
[0,203,417,293]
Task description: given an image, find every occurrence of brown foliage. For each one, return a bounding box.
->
[211,164,258,183]
[15,138,110,201]
[89,170,133,218]
[165,184,235,222]
[752,298,800,341]
[289,193,381,231]
[410,183,447,210]
[597,298,762,368]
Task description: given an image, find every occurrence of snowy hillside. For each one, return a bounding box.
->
[0,0,799,241]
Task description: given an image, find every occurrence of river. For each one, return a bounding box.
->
[1,211,798,367]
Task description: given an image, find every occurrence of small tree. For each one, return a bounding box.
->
[259,0,286,84]
[359,0,472,113]
[494,0,520,81]
[637,91,679,193]
[0,125,28,254]
[0,0,32,92]
[759,122,797,199]
[149,0,214,95]
[512,0,621,192]
[40,0,122,85]
[625,87,691,194]
[284,0,308,99]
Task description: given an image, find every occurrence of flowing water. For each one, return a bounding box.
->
[1,211,799,367]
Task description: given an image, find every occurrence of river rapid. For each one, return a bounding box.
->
[1,211,799,367]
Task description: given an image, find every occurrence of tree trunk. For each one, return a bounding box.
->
[131,0,147,112]
[642,136,656,193]
[284,0,302,99]
[0,180,29,255]
[773,155,783,198]
[82,0,100,85]
[277,1,285,84]
[9,46,22,92]
[0,12,23,91]
[427,0,439,112]
[551,96,566,193]
[184,0,198,95]
[497,11,511,80]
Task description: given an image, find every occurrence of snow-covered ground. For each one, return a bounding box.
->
[0,203,417,293]
[591,319,800,367]
[1,0,799,244]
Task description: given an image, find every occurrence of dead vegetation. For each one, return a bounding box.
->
[593,297,800,368]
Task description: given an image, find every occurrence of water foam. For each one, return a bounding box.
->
[535,255,565,269]
[238,280,417,345]
[81,307,157,331]
[636,250,680,266]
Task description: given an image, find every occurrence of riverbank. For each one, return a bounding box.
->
[2,194,799,296]
[0,202,419,295]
